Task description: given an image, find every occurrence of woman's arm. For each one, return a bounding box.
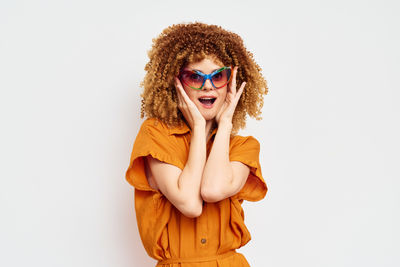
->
[200,121,250,203]
[143,77,207,218]
[144,122,206,218]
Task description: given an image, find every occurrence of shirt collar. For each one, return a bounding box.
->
[168,121,218,139]
[168,122,191,135]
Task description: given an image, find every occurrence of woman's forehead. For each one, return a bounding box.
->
[184,58,223,73]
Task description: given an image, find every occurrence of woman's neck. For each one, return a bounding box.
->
[205,119,216,141]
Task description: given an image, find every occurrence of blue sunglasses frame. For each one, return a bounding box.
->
[179,66,232,90]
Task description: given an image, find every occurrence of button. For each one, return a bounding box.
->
[201,238,207,244]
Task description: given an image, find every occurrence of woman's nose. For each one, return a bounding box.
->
[202,78,214,90]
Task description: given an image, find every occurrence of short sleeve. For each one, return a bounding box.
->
[125,118,186,192]
[229,135,267,202]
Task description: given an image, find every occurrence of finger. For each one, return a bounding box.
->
[177,90,184,109]
[175,77,193,106]
[174,78,183,103]
[230,66,238,95]
[175,77,189,104]
[175,77,185,95]
[234,82,246,104]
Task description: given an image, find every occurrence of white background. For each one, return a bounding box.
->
[1,0,399,266]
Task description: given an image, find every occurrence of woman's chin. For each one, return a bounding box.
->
[197,104,222,123]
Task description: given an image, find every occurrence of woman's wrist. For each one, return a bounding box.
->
[193,119,206,130]
[217,119,233,132]
[191,123,206,140]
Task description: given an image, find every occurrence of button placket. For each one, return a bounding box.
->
[198,205,208,246]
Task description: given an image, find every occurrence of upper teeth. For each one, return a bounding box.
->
[200,98,214,100]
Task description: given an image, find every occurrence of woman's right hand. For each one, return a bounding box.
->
[175,77,205,129]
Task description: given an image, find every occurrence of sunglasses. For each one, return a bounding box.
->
[178,66,232,90]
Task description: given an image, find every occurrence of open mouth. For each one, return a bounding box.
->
[198,97,216,105]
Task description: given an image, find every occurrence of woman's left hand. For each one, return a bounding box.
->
[215,66,246,126]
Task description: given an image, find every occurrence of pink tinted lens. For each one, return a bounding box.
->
[212,68,231,88]
[180,70,204,89]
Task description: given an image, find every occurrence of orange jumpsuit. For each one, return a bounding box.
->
[125,118,267,266]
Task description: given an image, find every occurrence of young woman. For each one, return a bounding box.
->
[126,22,268,266]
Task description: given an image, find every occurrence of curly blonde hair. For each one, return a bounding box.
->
[140,22,268,133]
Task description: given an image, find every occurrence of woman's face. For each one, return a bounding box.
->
[180,57,228,123]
